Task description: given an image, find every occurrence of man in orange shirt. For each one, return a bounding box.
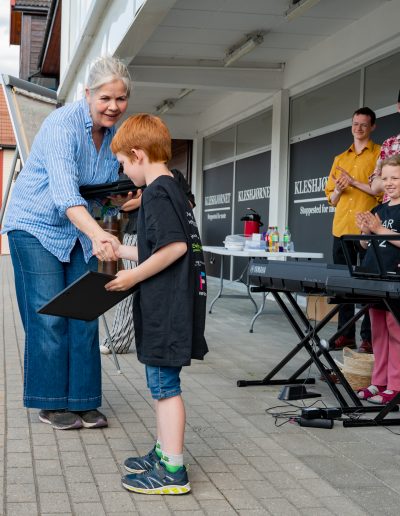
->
[325,107,381,353]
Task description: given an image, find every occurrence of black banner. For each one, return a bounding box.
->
[288,113,398,263]
[202,163,233,278]
[233,152,271,278]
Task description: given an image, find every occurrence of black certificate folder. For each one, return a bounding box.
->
[38,271,136,321]
[79,179,137,200]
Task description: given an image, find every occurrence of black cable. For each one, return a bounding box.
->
[266,399,331,428]
[267,297,400,435]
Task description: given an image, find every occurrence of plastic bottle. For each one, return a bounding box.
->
[275,227,280,252]
[267,226,273,252]
[271,227,280,252]
[283,226,291,252]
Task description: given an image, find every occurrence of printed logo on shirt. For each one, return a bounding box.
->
[199,271,206,291]
[192,243,203,253]
[368,218,397,248]
[188,218,198,228]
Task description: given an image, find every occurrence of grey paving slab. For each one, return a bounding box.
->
[94,472,125,492]
[6,502,39,516]
[39,492,71,513]
[164,492,202,511]
[322,495,368,515]
[199,499,238,514]
[2,255,400,515]
[132,499,171,515]
[6,483,37,503]
[68,482,101,503]
[36,475,67,493]
[260,498,301,515]
[342,487,400,515]
[299,509,333,516]
[219,489,264,510]
[100,491,138,513]
[71,502,107,516]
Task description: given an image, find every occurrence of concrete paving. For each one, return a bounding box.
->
[1,254,400,515]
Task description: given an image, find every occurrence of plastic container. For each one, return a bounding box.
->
[224,234,246,251]
[244,238,266,250]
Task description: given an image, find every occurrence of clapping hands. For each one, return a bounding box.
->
[356,211,382,234]
[334,166,353,192]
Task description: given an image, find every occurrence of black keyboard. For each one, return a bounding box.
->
[248,259,400,299]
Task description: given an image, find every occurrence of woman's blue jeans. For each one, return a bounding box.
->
[8,230,102,410]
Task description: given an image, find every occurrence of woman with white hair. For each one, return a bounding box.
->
[2,56,131,430]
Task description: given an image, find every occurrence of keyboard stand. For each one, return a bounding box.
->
[238,288,400,426]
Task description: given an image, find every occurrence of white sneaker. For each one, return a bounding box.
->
[99,345,111,355]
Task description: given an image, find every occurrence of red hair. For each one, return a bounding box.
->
[111,113,171,162]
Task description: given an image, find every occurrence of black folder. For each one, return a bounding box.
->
[79,179,138,200]
[38,271,137,321]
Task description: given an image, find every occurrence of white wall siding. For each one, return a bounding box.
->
[59,0,144,102]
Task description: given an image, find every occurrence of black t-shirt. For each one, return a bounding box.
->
[362,202,400,273]
[133,175,208,367]
[124,169,195,235]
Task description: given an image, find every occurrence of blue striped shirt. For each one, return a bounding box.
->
[2,99,119,262]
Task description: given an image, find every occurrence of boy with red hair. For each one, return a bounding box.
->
[105,114,208,495]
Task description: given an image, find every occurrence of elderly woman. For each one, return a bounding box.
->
[2,56,131,430]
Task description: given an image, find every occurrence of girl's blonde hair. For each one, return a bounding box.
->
[382,155,400,168]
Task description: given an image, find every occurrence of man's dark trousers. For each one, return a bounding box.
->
[332,236,371,341]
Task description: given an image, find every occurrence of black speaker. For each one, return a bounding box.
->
[278,384,321,401]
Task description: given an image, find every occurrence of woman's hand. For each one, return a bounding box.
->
[92,230,120,261]
[105,269,138,291]
[66,205,120,261]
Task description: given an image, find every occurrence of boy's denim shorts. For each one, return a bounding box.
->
[145,365,182,400]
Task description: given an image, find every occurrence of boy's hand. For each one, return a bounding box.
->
[105,270,138,291]
[121,189,142,212]
[107,191,134,206]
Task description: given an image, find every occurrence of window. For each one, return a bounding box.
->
[237,110,272,155]
[203,127,235,166]
[365,52,400,111]
[290,71,361,137]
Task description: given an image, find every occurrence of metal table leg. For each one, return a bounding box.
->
[209,254,225,314]
[101,314,122,374]
[208,254,258,314]
[249,292,268,333]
